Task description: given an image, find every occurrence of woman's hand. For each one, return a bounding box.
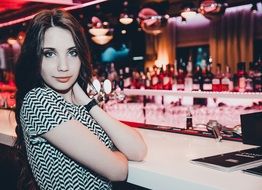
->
[72,82,91,105]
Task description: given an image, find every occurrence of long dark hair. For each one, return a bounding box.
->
[14,9,93,189]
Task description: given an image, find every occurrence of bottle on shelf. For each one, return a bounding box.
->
[144,67,152,89]
[184,56,193,91]
[192,66,203,91]
[151,65,160,90]
[123,66,132,89]
[176,66,185,91]
[221,64,233,92]
[253,58,262,92]
[107,62,118,91]
[163,64,172,90]
[186,107,193,130]
[138,71,146,90]
[118,68,124,91]
[212,63,222,92]
[131,68,141,89]
[172,60,178,91]
[203,64,214,91]
[245,62,254,92]
[237,62,247,92]
[158,66,164,90]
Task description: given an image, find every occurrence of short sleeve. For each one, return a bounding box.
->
[21,87,73,144]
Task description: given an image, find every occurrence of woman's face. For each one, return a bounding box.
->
[41,26,81,92]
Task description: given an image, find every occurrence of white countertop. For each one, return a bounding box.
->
[128,128,262,190]
[1,110,261,190]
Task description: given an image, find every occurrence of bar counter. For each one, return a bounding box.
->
[0,109,261,190]
[127,128,262,190]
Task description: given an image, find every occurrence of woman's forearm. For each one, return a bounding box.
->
[89,105,147,161]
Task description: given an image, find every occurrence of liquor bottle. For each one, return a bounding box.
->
[151,66,159,90]
[186,107,193,130]
[245,62,254,92]
[184,56,193,91]
[162,64,172,90]
[212,63,222,92]
[172,60,178,91]
[131,69,140,89]
[202,64,214,91]
[118,69,124,90]
[253,58,262,92]
[107,62,118,91]
[221,65,233,91]
[176,67,185,91]
[192,66,203,91]
[237,62,247,92]
[139,72,146,90]
[145,67,152,89]
[124,66,132,89]
[232,74,239,92]
[158,66,164,90]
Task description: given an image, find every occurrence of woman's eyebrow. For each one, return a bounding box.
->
[68,46,77,51]
[41,46,76,51]
[42,47,56,51]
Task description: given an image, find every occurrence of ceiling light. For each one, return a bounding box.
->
[198,0,227,20]
[89,15,113,45]
[119,14,133,25]
[181,8,197,19]
[138,8,169,35]
[199,0,218,14]
[91,35,113,45]
[181,2,197,19]
[89,28,109,36]
[119,1,133,25]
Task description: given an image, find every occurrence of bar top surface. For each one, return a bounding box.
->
[127,128,262,190]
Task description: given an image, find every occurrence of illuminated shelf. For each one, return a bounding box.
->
[123,89,262,99]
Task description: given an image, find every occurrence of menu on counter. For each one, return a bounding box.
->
[191,147,262,172]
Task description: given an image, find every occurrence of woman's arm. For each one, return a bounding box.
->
[42,119,128,181]
[72,82,147,161]
[89,105,147,161]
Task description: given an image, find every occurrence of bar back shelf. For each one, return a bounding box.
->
[123,89,262,99]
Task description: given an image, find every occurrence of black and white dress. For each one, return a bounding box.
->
[20,87,113,190]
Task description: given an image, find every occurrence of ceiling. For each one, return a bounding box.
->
[0,0,259,27]
[0,0,76,24]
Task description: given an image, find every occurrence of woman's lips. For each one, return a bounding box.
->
[54,76,71,83]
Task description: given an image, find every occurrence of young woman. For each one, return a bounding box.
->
[14,9,147,190]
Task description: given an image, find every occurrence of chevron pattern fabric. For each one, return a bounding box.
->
[20,87,113,190]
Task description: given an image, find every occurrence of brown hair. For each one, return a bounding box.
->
[14,9,93,189]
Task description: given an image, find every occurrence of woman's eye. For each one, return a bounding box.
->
[69,49,78,57]
[43,51,55,58]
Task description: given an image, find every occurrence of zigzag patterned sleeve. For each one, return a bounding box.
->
[21,87,73,144]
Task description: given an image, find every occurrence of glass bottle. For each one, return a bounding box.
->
[184,56,193,91]
[151,65,159,90]
[237,62,247,92]
[203,64,214,91]
[193,66,203,91]
[245,62,255,92]
[162,64,172,90]
[212,63,222,92]
[123,66,132,89]
[221,65,233,92]
[186,107,193,130]
[176,67,185,91]
[253,58,262,92]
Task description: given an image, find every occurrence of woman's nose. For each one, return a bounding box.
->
[57,57,69,71]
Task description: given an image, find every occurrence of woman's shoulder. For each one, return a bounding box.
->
[25,86,56,97]
[24,86,62,103]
